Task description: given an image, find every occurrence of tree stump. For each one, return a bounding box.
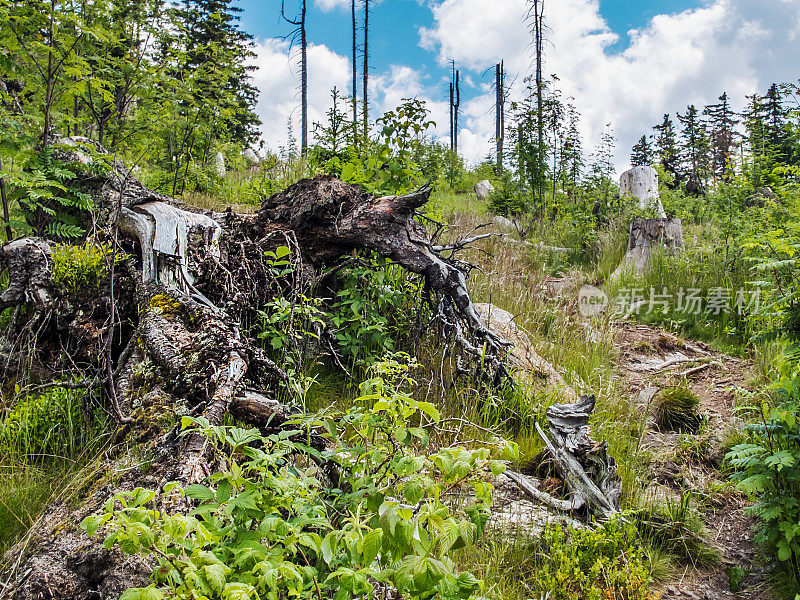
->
[619,165,665,217]
[613,217,684,277]
[612,166,683,279]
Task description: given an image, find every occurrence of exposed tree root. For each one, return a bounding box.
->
[0,140,522,598]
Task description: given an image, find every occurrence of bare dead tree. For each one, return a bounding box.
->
[495,61,506,171]
[532,0,544,177]
[362,0,369,141]
[450,65,461,154]
[351,0,358,146]
[282,0,308,153]
[449,78,454,150]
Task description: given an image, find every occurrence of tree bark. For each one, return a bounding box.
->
[612,217,684,278]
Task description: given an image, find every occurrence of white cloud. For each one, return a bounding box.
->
[420,0,800,173]
[314,0,349,11]
[249,39,350,153]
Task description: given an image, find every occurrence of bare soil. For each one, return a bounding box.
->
[613,323,775,599]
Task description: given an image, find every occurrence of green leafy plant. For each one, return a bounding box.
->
[83,355,516,600]
[492,518,655,600]
[51,242,113,291]
[5,143,102,239]
[329,262,413,368]
[728,393,800,586]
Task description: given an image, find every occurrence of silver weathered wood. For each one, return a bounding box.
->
[619,165,665,217]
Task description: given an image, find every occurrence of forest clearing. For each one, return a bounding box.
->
[2,0,800,599]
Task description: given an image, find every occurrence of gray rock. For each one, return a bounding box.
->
[493,215,515,229]
[474,179,495,202]
[242,148,259,166]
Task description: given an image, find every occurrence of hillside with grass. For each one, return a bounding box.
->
[3,1,800,600]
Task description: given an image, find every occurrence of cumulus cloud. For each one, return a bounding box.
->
[248,39,350,153]
[420,0,800,173]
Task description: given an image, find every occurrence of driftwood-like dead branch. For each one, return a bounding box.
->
[505,470,584,512]
[534,395,621,521]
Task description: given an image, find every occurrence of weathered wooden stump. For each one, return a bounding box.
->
[612,166,683,278]
[619,165,665,217]
[614,217,684,276]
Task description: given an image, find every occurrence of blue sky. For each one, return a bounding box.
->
[242,0,800,172]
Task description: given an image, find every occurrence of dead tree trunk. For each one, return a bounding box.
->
[613,217,684,278]
[612,166,683,278]
[0,139,511,598]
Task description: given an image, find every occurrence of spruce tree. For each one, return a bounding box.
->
[630,135,652,167]
[176,0,260,146]
[653,113,680,187]
[703,92,738,181]
[677,105,705,193]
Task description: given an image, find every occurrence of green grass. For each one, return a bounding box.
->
[0,386,110,559]
[604,222,753,352]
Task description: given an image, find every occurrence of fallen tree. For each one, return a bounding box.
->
[0,139,617,598]
[0,139,515,597]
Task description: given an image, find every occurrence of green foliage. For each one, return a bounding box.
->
[323,98,437,195]
[84,356,517,600]
[655,385,702,432]
[0,385,105,462]
[51,242,112,291]
[4,144,101,239]
[480,518,654,600]
[329,261,416,369]
[486,171,527,217]
[728,390,800,586]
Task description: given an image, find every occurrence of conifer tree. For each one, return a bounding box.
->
[653,113,680,187]
[677,104,706,193]
[630,135,652,167]
[703,92,738,181]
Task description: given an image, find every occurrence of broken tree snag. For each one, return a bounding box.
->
[535,395,621,521]
[619,165,665,217]
[612,165,684,279]
[613,217,684,277]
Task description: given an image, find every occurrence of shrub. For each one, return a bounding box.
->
[83,355,518,600]
[501,518,655,600]
[727,394,800,587]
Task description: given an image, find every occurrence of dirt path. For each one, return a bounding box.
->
[613,323,774,599]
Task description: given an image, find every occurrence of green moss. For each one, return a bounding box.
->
[149,293,185,319]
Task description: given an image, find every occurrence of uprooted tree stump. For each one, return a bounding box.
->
[0,138,622,597]
[0,137,514,598]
